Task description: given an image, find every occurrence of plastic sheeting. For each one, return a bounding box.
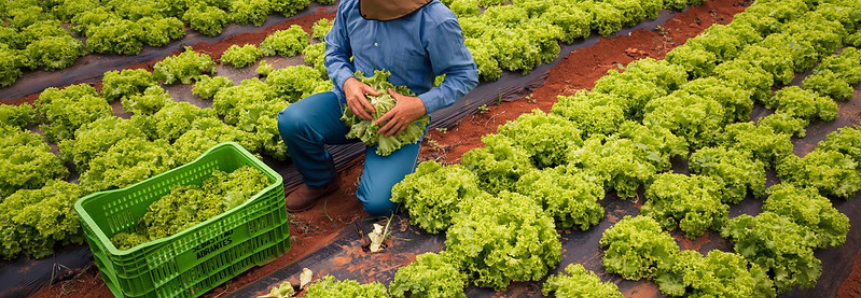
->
[0,245,93,298]
[6,4,856,298]
[227,88,861,297]
[0,3,337,101]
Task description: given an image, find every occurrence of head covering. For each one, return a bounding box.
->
[359,0,433,21]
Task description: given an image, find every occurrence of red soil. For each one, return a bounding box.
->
[25,0,861,297]
[838,250,861,298]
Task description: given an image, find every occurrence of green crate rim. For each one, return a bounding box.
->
[74,142,284,257]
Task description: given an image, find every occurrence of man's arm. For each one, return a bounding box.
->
[324,2,379,120]
[417,18,480,115]
[324,2,356,94]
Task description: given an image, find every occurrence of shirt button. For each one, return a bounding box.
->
[374,42,378,47]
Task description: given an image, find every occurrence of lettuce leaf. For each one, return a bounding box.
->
[391,161,482,234]
[340,70,430,157]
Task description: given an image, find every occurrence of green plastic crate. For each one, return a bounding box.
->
[75,142,290,298]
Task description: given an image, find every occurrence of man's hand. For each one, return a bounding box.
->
[376,88,427,137]
[344,77,379,121]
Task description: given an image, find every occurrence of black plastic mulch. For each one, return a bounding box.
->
[228,88,861,298]
[0,8,680,298]
[0,3,337,101]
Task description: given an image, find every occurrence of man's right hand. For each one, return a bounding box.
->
[344,77,380,121]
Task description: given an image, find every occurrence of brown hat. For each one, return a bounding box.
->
[359,0,433,21]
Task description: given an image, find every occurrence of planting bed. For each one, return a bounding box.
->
[2,0,859,297]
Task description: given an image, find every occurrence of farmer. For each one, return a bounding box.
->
[276,0,479,216]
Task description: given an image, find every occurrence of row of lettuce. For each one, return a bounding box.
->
[444,0,711,81]
[0,0,335,88]
[0,20,334,260]
[0,0,708,261]
[291,0,861,296]
[0,0,713,91]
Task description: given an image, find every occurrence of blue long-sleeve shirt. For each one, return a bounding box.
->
[324,0,479,115]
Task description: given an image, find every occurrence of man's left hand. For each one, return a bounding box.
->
[375,88,427,137]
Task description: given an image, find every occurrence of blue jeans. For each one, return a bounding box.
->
[276,92,425,216]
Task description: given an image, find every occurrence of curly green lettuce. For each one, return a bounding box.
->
[586,1,622,37]
[738,45,794,85]
[762,86,837,124]
[182,5,229,36]
[757,113,810,138]
[213,79,290,159]
[136,17,185,47]
[776,149,860,199]
[79,138,177,193]
[0,180,84,260]
[543,264,624,298]
[763,184,849,249]
[304,275,388,298]
[229,0,271,26]
[121,85,173,115]
[302,42,327,78]
[551,91,626,137]
[689,146,766,203]
[464,38,502,81]
[0,45,24,88]
[817,126,861,167]
[340,70,430,157]
[666,44,718,78]
[591,75,667,120]
[515,167,604,230]
[566,136,657,199]
[803,71,854,102]
[656,250,776,298]
[172,118,262,164]
[192,76,234,100]
[311,18,332,40]
[679,76,753,123]
[643,173,727,239]
[721,212,821,293]
[803,47,861,101]
[446,191,561,291]
[713,59,774,104]
[102,68,158,103]
[0,126,69,198]
[270,0,310,16]
[642,91,725,148]
[153,46,217,85]
[221,44,263,68]
[255,60,275,76]
[142,101,219,141]
[391,161,483,234]
[86,19,143,55]
[390,252,468,298]
[497,109,583,168]
[59,116,149,172]
[718,122,793,168]
[265,65,324,102]
[616,121,689,171]
[461,134,533,194]
[111,166,270,249]
[35,84,113,142]
[260,25,309,57]
[25,35,87,71]
[0,102,37,128]
[600,215,681,280]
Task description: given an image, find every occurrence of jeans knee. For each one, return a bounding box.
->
[357,189,399,217]
[277,106,306,138]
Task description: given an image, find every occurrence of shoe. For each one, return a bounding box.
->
[285,178,340,212]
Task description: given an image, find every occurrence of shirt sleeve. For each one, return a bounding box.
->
[324,1,355,91]
[417,19,479,115]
